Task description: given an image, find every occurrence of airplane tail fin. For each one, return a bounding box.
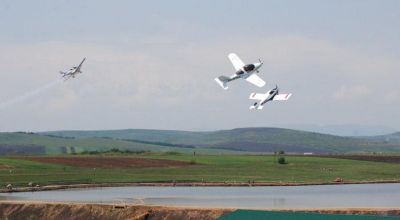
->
[214,76,230,90]
[59,71,66,76]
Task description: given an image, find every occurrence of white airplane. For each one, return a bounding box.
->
[215,53,266,90]
[249,85,292,110]
[60,58,86,80]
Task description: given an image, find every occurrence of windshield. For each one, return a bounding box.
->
[243,64,255,72]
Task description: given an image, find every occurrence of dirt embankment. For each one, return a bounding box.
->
[0,202,230,220]
[1,202,400,220]
[3,180,400,193]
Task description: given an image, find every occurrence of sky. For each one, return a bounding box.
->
[0,0,399,133]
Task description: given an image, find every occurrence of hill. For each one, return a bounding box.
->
[42,127,400,154]
[0,132,233,155]
[363,132,400,144]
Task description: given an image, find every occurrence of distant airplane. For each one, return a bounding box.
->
[249,85,292,110]
[60,58,86,80]
[215,53,266,90]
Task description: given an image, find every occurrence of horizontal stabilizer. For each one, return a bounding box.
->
[214,76,230,90]
[249,104,264,110]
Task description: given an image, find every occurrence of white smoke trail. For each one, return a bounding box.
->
[0,78,64,111]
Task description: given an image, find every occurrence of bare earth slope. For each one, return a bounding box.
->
[1,202,400,220]
[0,202,230,220]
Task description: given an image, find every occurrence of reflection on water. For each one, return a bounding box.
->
[1,183,400,209]
[272,198,286,207]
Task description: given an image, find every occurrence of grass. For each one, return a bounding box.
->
[1,154,400,187]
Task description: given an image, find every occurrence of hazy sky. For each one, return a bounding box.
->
[0,0,399,132]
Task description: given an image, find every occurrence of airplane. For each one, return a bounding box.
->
[60,58,86,80]
[214,53,266,90]
[249,85,292,110]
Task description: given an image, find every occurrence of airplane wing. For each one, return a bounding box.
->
[273,93,292,101]
[77,58,86,70]
[228,53,245,71]
[249,92,268,101]
[245,73,266,87]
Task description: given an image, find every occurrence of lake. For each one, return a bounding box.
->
[1,183,399,209]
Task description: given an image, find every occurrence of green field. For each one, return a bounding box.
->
[1,154,400,187]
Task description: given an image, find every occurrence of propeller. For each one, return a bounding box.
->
[258,58,263,64]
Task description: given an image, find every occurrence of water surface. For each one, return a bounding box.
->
[1,183,399,209]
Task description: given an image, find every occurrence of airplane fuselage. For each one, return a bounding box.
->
[214,54,266,89]
[260,87,279,105]
[62,69,80,78]
[233,62,263,79]
[252,87,279,108]
[60,58,85,80]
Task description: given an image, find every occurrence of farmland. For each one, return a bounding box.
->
[1,154,400,187]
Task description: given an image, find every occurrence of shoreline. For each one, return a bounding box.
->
[1,180,399,193]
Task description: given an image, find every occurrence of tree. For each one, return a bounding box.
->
[278,157,287,165]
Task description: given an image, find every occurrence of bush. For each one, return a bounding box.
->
[278,157,287,164]
[162,151,182,156]
[110,148,120,153]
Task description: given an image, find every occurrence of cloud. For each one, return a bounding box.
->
[333,85,371,100]
[384,90,400,102]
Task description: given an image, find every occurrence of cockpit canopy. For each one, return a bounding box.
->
[243,64,255,72]
[270,88,278,95]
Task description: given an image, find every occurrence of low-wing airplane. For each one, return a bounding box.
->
[215,53,266,90]
[60,58,86,80]
[249,85,292,110]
